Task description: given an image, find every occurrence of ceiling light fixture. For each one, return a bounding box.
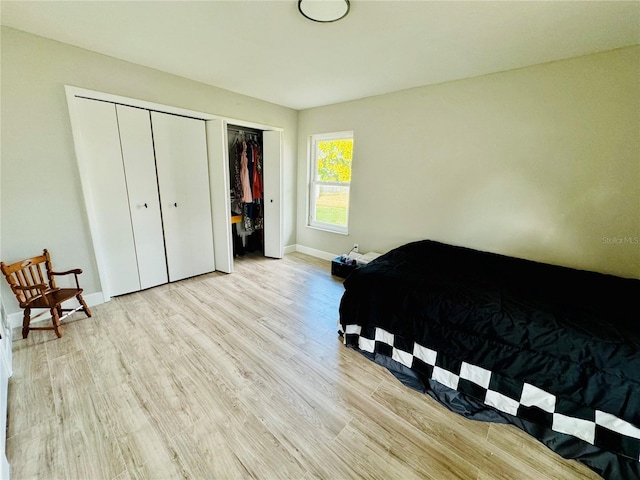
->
[298,0,350,23]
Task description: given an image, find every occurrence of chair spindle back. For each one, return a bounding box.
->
[0,250,55,306]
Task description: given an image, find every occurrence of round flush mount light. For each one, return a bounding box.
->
[298,0,350,23]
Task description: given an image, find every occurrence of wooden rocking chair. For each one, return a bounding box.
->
[1,249,92,338]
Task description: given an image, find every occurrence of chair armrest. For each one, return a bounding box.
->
[13,283,48,292]
[14,283,50,307]
[50,269,83,276]
[50,269,83,289]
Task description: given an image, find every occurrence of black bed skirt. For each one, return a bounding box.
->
[351,345,640,480]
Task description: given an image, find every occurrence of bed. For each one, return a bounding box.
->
[339,239,640,479]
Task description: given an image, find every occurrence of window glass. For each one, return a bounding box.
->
[309,132,353,234]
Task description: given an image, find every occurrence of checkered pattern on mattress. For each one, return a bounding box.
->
[343,324,640,462]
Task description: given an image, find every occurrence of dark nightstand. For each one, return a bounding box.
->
[331,256,358,278]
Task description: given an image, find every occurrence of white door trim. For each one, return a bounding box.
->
[65,85,283,131]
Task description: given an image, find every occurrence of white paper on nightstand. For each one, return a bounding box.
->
[356,252,382,265]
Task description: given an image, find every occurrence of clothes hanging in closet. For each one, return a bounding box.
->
[230,131,264,253]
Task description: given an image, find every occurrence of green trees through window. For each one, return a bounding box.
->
[317,139,352,182]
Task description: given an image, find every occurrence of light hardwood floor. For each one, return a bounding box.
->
[7,252,601,480]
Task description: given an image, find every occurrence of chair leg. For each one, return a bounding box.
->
[51,308,62,338]
[22,308,31,339]
[77,293,92,318]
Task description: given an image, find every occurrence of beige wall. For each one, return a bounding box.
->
[1,26,298,315]
[297,46,640,279]
[2,26,638,323]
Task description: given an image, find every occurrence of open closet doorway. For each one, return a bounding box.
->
[228,125,265,258]
[206,119,283,274]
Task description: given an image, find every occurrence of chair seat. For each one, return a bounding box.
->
[28,288,83,309]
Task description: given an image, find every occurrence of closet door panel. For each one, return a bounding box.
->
[151,112,215,282]
[263,131,283,259]
[116,105,168,290]
[73,98,140,296]
[206,119,233,273]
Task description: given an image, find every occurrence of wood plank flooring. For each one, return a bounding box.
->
[7,252,602,479]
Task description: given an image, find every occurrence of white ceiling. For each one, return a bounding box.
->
[1,1,639,110]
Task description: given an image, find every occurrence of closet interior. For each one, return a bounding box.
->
[228,125,265,257]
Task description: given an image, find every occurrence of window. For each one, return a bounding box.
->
[308,131,353,234]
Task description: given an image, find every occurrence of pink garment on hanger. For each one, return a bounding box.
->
[240,141,253,203]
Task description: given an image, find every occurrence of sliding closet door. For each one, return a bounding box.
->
[151,112,215,282]
[116,105,168,290]
[73,98,140,297]
[263,131,283,259]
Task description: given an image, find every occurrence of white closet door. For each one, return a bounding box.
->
[73,98,140,296]
[263,131,283,259]
[151,112,215,282]
[206,119,233,273]
[116,105,168,290]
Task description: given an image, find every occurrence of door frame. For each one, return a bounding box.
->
[65,85,284,297]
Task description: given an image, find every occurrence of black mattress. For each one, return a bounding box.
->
[339,240,640,478]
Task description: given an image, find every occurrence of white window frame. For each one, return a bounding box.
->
[308,131,353,235]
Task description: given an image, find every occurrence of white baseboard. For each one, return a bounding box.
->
[291,244,337,261]
[8,291,105,329]
[283,244,297,255]
[7,249,336,329]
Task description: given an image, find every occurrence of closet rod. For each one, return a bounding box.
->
[228,127,262,135]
